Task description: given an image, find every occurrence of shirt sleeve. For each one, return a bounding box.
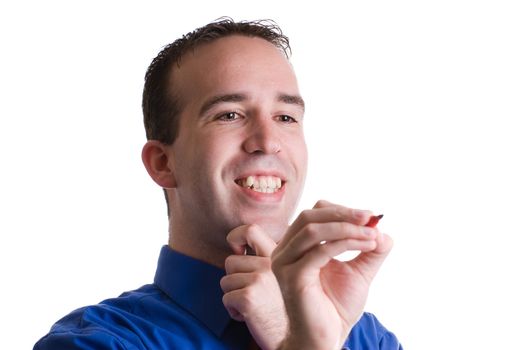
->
[379,330,403,350]
[343,312,402,350]
[34,330,133,350]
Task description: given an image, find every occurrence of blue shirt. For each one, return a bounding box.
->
[34,245,402,349]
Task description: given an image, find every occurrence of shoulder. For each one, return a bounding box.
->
[34,284,162,350]
[344,312,402,350]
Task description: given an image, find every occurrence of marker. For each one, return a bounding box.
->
[365,214,384,228]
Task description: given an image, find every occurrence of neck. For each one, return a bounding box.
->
[168,217,231,268]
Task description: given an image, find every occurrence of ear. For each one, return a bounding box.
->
[141,140,177,189]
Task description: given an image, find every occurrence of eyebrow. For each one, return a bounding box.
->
[199,92,306,116]
[278,93,305,111]
[199,94,247,116]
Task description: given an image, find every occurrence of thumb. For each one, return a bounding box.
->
[349,233,394,283]
[227,224,277,257]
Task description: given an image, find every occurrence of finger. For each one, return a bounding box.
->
[273,222,378,266]
[220,272,255,294]
[312,200,373,225]
[350,233,393,281]
[224,255,271,274]
[285,238,378,273]
[278,205,374,249]
[312,199,335,208]
[222,290,246,321]
[227,224,277,257]
[222,289,253,321]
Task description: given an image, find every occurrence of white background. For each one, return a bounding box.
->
[1,1,522,349]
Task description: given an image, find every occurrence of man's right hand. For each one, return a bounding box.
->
[220,224,288,350]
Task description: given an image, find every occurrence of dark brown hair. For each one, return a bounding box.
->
[142,17,291,144]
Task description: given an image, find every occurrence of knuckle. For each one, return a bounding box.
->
[244,224,262,243]
[340,222,360,239]
[314,199,329,208]
[251,271,265,285]
[338,221,351,234]
[363,239,377,252]
[256,256,271,270]
[224,288,256,313]
[356,223,367,237]
[297,209,313,224]
[380,234,394,253]
[245,223,259,235]
[314,199,325,207]
[302,223,320,241]
[333,205,350,220]
[222,293,236,309]
[241,287,256,308]
[359,224,374,237]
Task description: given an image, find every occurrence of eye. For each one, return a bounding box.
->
[217,111,241,122]
[277,115,297,123]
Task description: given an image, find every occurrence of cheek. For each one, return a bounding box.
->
[291,135,308,173]
[191,137,237,180]
[300,139,308,165]
[196,138,228,165]
[173,137,214,184]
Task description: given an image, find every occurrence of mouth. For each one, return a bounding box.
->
[234,175,285,194]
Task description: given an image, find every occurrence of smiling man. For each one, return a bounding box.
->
[34,19,402,350]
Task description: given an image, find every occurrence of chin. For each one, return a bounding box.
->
[252,220,289,243]
[225,209,291,242]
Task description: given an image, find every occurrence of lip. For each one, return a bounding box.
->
[235,181,286,202]
[234,170,288,183]
[234,175,286,203]
[232,168,288,203]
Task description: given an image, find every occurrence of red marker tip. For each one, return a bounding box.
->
[365,214,384,228]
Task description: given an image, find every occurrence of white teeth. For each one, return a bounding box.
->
[238,175,283,193]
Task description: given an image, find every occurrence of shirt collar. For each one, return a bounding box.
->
[154,245,232,337]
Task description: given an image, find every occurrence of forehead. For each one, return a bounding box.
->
[168,35,300,109]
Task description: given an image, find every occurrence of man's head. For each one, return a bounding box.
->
[141,19,308,262]
[142,18,292,145]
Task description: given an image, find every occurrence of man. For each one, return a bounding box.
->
[34,18,401,350]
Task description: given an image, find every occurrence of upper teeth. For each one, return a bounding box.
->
[239,175,282,193]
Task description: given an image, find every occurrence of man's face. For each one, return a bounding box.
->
[167,35,307,246]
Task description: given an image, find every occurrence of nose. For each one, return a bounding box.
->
[242,117,281,154]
